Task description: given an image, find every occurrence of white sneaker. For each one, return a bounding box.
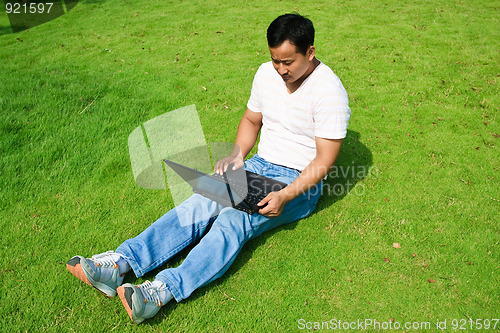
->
[117,280,173,324]
[66,251,128,297]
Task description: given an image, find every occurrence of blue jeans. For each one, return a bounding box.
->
[116,155,323,301]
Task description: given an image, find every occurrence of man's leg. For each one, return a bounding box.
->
[112,186,321,323]
[117,206,255,323]
[67,194,222,297]
[155,206,255,300]
[116,194,222,278]
[155,184,322,301]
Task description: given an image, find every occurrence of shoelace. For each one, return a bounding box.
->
[138,281,163,307]
[91,251,119,269]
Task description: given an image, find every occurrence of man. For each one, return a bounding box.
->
[66,13,351,324]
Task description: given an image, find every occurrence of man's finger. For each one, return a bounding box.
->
[258,200,274,215]
[259,207,271,216]
[215,160,227,174]
[232,160,241,170]
[257,194,272,206]
[214,162,222,174]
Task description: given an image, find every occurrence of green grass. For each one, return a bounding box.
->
[0,0,498,331]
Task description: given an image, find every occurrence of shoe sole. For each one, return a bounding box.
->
[117,286,136,323]
[66,262,91,286]
[66,261,114,298]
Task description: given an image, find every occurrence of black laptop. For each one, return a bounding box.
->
[163,159,288,214]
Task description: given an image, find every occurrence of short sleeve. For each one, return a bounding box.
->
[246,65,264,113]
[313,82,351,139]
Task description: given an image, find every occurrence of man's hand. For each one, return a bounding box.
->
[214,109,262,175]
[214,154,244,175]
[257,190,292,217]
[256,137,344,217]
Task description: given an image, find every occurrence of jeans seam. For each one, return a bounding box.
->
[158,274,181,302]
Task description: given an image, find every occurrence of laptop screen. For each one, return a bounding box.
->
[164,159,238,205]
[189,174,233,203]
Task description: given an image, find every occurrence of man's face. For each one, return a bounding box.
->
[269,40,315,84]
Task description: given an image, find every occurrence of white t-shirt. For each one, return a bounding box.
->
[247,60,351,171]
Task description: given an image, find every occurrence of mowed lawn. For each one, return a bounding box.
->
[0,0,498,332]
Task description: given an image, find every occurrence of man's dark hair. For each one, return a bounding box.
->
[267,14,315,55]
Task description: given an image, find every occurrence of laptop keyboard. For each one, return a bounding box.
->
[212,172,265,203]
[212,169,287,210]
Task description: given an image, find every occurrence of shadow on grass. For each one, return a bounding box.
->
[135,129,372,325]
[0,0,103,36]
[0,25,12,35]
[316,129,374,211]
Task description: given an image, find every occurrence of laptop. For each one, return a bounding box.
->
[163,159,288,214]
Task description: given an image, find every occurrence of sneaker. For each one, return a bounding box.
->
[66,251,126,297]
[117,280,173,324]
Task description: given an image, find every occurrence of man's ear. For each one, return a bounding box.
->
[307,45,315,61]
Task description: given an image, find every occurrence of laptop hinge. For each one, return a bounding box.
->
[223,172,236,208]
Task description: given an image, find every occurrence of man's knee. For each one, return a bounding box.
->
[212,208,254,241]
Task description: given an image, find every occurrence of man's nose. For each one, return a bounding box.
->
[278,64,288,75]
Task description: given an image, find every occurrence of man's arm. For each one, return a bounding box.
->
[214,108,262,174]
[257,137,343,217]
